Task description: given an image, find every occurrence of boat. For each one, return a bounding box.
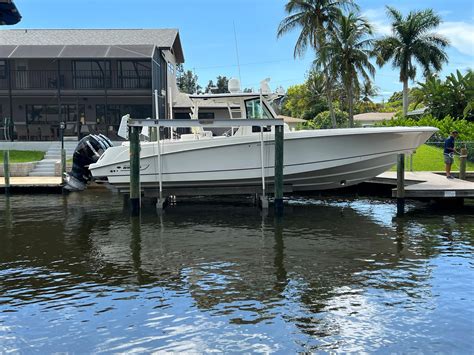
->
[64,89,437,193]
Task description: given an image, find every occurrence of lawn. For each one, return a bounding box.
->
[391,144,474,171]
[0,150,45,163]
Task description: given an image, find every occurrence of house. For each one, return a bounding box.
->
[277,115,306,131]
[0,29,184,140]
[353,112,396,126]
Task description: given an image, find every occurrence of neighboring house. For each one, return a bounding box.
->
[277,115,306,131]
[407,107,427,117]
[354,112,396,126]
[0,29,184,140]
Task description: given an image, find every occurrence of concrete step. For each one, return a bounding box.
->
[29,172,56,177]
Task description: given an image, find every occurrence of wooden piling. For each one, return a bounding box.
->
[3,150,10,194]
[129,125,141,216]
[396,153,405,216]
[274,124,284,216]
[459,147,468,180]
[61,148,66,184]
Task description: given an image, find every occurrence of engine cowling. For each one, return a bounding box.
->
[63,134,113,191]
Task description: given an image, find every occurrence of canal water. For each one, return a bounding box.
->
[0,191,473,353]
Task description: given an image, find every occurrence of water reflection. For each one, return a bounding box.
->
[0,192,473,353]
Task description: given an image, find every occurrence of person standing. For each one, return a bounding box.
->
[444,130,459,179]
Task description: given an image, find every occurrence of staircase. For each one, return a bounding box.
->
[29,140,78,177]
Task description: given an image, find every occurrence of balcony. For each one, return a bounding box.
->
[0,69,152,91]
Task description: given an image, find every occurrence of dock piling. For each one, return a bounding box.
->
[61,148,66,184]
[459,147,467,180]
[129,125,141,216]
[274,124,284,216]
[396,153,405,216]
[3,150,11,195]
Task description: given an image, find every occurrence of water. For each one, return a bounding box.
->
[0,191,473,353]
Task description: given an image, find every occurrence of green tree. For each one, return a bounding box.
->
[374,6,449,116]
[412,70,474,119]
[277,0,357,128]
[205,76,229,93]
[176,64,201,94]
[282,70,328,119]
[323,12,375,126]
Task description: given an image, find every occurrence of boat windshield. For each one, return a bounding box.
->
[245,98,273,119]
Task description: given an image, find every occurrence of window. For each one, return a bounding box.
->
[198,112,214,119]
[245,98,272,119]
[26,105,45,123]
[245,98,272,132]
[60,104,79,122]
[0,60,6,79]
[167,62,174,75]
[96,104,121,125]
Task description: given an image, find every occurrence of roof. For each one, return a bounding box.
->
[277,115,306,123]
[407,107,427,116]
[0,29,184,62]
[354,112,396,122]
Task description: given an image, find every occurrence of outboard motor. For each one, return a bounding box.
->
[63,134,113,191]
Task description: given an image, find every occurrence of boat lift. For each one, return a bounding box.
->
[127,92,285,216]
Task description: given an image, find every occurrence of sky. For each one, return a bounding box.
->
[5,0,474,102]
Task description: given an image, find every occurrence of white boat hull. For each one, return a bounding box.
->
[89,127,437,192]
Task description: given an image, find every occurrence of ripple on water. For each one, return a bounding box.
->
[0,193,473,352]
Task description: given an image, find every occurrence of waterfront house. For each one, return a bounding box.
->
[0,29,184,140]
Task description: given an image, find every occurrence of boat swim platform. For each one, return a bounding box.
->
[371,172,474,199]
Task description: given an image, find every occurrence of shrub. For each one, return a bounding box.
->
[376,115,474,161]
[305,109,350,129]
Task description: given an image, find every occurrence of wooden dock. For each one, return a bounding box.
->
[0,176,62,188]
[371,172,474,198]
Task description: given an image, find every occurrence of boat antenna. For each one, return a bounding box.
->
[233,20,242,84]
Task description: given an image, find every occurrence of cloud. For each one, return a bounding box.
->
[439,22,474,56]
[362,8,391,36]
[363,8,474,57]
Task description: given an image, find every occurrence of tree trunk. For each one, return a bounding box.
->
[402,79,409,116]
[327,91,336,128]
[348,83,354,128]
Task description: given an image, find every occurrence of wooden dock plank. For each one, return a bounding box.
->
[0,176,62,188]
[374,172,474,198]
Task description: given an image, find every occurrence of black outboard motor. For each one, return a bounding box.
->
[63,134,113,191]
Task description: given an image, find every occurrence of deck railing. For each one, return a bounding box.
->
[1,70,152,90]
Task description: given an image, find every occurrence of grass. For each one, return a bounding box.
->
[0,150,45,163]
[390,144,474,172]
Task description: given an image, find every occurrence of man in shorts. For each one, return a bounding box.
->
[444,130,459,179]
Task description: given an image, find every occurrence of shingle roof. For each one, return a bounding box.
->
[0,29,184,62]
[354,112,396,121]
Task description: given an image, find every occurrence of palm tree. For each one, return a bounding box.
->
[322,12,375,126]
[374,7,449,116]
[277,0,357,127]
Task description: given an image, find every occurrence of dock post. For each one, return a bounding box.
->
[459,147,467,180]
[129,125,141,216]
[3,150,11,195]
[396,153,405,216]
[61,148,66,184]
[274,124,284,216]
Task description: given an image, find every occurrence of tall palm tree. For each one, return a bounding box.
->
[277,0,356,127]
[322,12,375,126]
[374,7,449,116]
